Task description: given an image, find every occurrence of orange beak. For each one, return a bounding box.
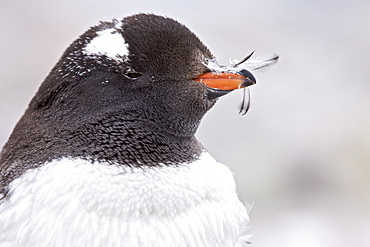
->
[193,69,256,91]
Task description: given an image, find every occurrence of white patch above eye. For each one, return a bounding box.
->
[83,28,129,61]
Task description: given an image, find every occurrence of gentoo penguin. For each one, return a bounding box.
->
[0,13,278,247]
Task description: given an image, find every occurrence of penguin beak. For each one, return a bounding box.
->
[193,69,256,90]
[193,69,256,99]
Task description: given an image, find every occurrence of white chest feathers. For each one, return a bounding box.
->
[0,152,250,247]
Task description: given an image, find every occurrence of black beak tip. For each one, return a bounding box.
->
[238,69,257,87]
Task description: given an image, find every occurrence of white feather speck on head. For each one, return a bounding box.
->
[83,24,129,62]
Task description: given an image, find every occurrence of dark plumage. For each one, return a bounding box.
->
[0,13,277,246]
[0,15,215,186]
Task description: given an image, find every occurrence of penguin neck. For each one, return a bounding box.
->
[67,115,205,166]
[0,113,204,188]
[1,110,204,166]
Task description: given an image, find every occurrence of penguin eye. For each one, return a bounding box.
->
[124,72,142,79]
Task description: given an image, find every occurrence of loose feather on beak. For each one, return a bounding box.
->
[232,52,279,115]
[198,51,278,115]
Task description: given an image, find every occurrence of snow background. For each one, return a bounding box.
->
[1,0,369,246]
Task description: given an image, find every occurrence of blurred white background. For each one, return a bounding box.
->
[1,0,369,246]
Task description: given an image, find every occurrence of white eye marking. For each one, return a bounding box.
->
[83,28,129,61]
